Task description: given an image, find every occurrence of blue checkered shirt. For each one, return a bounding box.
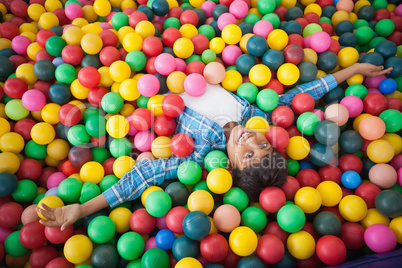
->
[103,74,337,207]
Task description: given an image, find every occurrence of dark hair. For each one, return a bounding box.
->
[231,150,288,202]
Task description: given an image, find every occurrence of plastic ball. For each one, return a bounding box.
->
[341,171,361,189]
[247,35,268,57]
[294,187,322,214]
[340,95,364,118]
[287,231,315,260]
[206,168,232,194]
[325,104,349,126]
[277,204,305,233]
[369,163,397,189]
[286,136,310,160]
[339,195,368,222]
[316,181,342,207]
[183,211,211,240]
[0,172,18,197]
[267,29,288,50]
[5,99,30,121]
[367,139,394,164]
[141,248,169,268]
[174,37,194,59]
[117,232,144,261]
[364,224,397,253]
[170,133,194,157]
[358,116,386,141]
[31,122,55,145]
[184,73,206,96]
[229,226,258,257]
[213,204,241,233]
[145,190,172,217]
[316,235,347,266]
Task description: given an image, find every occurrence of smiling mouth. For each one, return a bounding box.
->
[238,131,251,143]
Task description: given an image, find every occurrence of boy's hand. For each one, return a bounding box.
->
[357,63,393,77]
[37,203,81,231]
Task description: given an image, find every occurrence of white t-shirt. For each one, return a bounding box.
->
[178,83,243,127]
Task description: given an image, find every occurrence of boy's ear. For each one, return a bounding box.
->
[226,159,233,174]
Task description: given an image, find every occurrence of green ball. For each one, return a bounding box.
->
[91,147,110,164]
[201,49,216,64]
[58,178,82,203]
[11,180,37,203]
[83,107,102,123]
[243,14,260,25]
[319,17,331,24]
[277,204,305,233]
[237,83,258,104]
[5,99,29,120]
[241,206,267,233]
[204,150,228,172]
[109,138,132,158]
[395,76,402,91]
[198,25,215,41]
[33,193,45,204]
[185,55,202,64]
[379,109,402,132]
[369,36,387,50]
[45,36,66,57]
[297,112,321,136]
[117,232,145,261]
[4,231,30,257]
[55,64,77,84]
[262,13,280,29]
[375,19,395,37]
[353,19,369,29]
[79,182,101,204]
[127,259,142,268]
[397,45,402,57]
[126,51,147,72]
[88,216,116,244]
[177,161,202,185]
[286,159,300,176]
[137,95,150,108]
[372,0,388,10]
[223,187,249,212]
[111,12,129,30]
[192,180,215,198]
[303,23,322,37]
[226,65,237,71]
[85,115,106,137]
[68,124,91,146]
[100,175,119,192]
[345,84,368,100]
[257,0,276,15]
[145,190,172,217]
[101,92,124,114]
[141,248,169,268]
[355,26,374,45]
[256,88,279,112]
[25,140,47,160]
[65,0,82,6]
[164,17,181,30]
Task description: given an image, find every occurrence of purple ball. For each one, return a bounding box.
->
[45,187,59,197]
[364,224,397,253]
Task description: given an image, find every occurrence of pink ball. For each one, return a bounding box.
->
[310,31,331,53]
[175,58,187,73]
[126,115,139,136]
[304,36,311,48]
[46,172,67,189]
[398,167,402,186]
[106,11,117,22]
[217,13,237,31]
[201,1,216,18]
[137,74,160,97]
[65,3,83,21]
[229,1,248,19]
[364,224,397,253]
[312,109,325,121]
[22,90,46,111]
[364,75,386,88]
[367,88,381,95]
[144,236,157,251]
[324,104,349,126]
[222,45,242,65]
[184,73,206,97]
[99,23,113,30]
[156,215,168,230]
[253,20,273,38]
[0,227,14,244]
[134,130,155,152]
[369,163,397,189]
[154,16,167,25]
[11,36,32,56]
[340,95,363,118]
[395,4,402,16]
[155,53,176,75]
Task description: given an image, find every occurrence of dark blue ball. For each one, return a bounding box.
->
[152,0,169,16]
[247,35,268,57]
[283,20,302,36]
[314,120,340,146]
[361,52,384,66]
[298,160,313,170]
[33,60,55,81]
[317,51,338,72]
[212,4,229,21]
[182,211,210,240]
[238,22,253,35]
[172,235,200,261]
[385,56,402,78]
[236,54,257,76]
[262,49,284,71]
[0,172,18,197]
[339,130,363,154]
[237,256,265,268]
[375,40,397,59]
[309,143,334,166]
[137,6,154,21]
[49,83,71,104]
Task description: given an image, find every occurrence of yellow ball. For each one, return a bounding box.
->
[221,24,242,45]
[367,139,394,164]
[381,133,402,155]
[249,64,272,87]
[354,0,371,13]
[106,115,129,139]
[0,38,12,50]
[277,63,300,86]
[0,152,20,173]
[209,216,218,234]
[229,226,258,257]
[338,47,359,68]
[286,136,310,160]
[316,181,342,207]
[20,23,38,34]
[72,18,89,28]
[109,61,131,82]
[304,3,322,16]
[353,113,371,132]
[120,79,141,101]
[44,0,62,12]
[176,257,202,268]
[47,139,70,161]
[0,132,24,154]
[147,95,165,117]
[281,0,297,9]
[151,136,172,159]
[141,186,163,207]
[37,196,64,220]
[187,190,214,215]
[16,63,37,85]
[41,103,61,125]
[316,70,327,78]
[110,0,124,8]
[113,156,135,178]
[339,195,368,222]
[245,116,270,135]
[82,5,98,23]
[331,10,350,27]
[64,235,93,264]
[122,32,143,52]
[207,168,233,194]
[81,33,103,55]
[118,26,135,43]
[63,26,84,46]
[347,74,364,85]
[221,70,242,92]
[209,37,225,54]
[81,24,103,35]
[71,79,90,100]
[239,33,254,53]
[31,122,56,145]
[303,48,318,64]
[109,207,132,233]
[93,0,112,16]
[389,217,402,244]
[99,66,114,88]
[167,71,186,93]
[121,0,137,10]
[0,117,10,137]
[179,24,198,39]
[268,29,289,51]
[39,12,59,29]
[287,231,316,260]
[360,208,390,229]
[135,20,156,39]
[26,42,42,61]
[80,161,105,184]
[45,155,60,167]
[294,187,322,214]
[174,38,194,59]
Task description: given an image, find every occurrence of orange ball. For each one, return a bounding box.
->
[358,116,386,141]
[213,204,241,233]
[203,62,226,85]
[336,0,354,13]
[325,104,349,126]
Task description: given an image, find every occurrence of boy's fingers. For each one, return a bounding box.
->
[41,203,54,212]
[39,219,60,227]
[61,221,73,231]
[37,208,56,221]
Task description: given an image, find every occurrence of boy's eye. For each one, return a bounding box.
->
[245,152,253,158]
[260,143,268,149]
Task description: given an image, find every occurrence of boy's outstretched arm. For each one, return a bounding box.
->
[331,63,392,84]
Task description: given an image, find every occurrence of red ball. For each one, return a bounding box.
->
[387,31,402,46]
[103,157,116,175]
[283,44,304,65]
[170,133,194,157]
[327,39,340,54]
[99,46,121,66]
[131,108,154,130]
[120,48,129,61]
[129,11,148,28]
[29,245,59,268]
[296,253,322,268]
[341,187,353,197]
[0,202,23,228]
[162,94,185,117]
[288,34,304,48]
[16,159,42,180]
[220,248,241,267]
[192,34,209,55]
[10,54,28,68]
[46,257,74,268]
[35,49,55,62]
[296,169,320,188]
[390,16,402,32]
[316,0,333,8]
[265,126,289,150]
[304,12,320,24]
[263,221,289,245]
[320,22,333,36]
[186,61,205,75]
[274,6,287,21]
[292,93,315,114]
[33,80,52,100]
[168,6,183,19]
[129,208,156,235]
[0,243,4,263]
[68,146,92,168]
[286,125,302,138]
[374,9,390,21]
[44,225,74,244]
[301,221,320,241]
[271,106,294,128]
[316,235,347,266]
[37,167,56,188]
[4,77,28,99]
[146,56,157,74]
[58,104,82,126]
[256,234,285,265]
[36,29,56,48]
[354,182,381,209]
[280,175,300,200]
[78,66,101,89]
[62,44,84,66]
[19,221,46,249]
[180,10,198,26]
[154,115,177,136]
[0,22,20,40]
[200,233,229,263]
[338,222,365,250]
[10,0,29,17]
[142,36,163,57]
[88,87,108,108]
[363,93,388,116]
[263,79,284,94]
[259,187,286,213]
[53,8,69,26]
[14,118,35,140]
[99,30,119,48]
[338,154,363,173]
[162,28,182,47]
[295,18,309,29]
[61,160,80,177]
[318,165,342,184]
[166,206,189,234]
[387,98,402,111]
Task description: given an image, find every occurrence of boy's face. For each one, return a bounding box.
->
[227,125,273,170]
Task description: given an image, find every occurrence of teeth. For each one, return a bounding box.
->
[238,132,249,142]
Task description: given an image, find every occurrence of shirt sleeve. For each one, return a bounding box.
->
[278,74,338,107]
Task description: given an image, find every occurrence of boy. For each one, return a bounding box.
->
[38,63,392,230]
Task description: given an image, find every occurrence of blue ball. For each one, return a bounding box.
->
[182,211,211,240]
[155,229,175,250]
[309,143,334,167]
[262,49,284,71]
[298,160,313,170]
[341,170,361,189]
[49,83,71,104]
[247,35,268,57]
[152,0,169,16]
[236,54,257,75]
[0,172,18,197]
[52,57,65,67]
[45,187,59,197]
[379,78,397,95]
[237,256,265,268]
[172,235,200,261]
